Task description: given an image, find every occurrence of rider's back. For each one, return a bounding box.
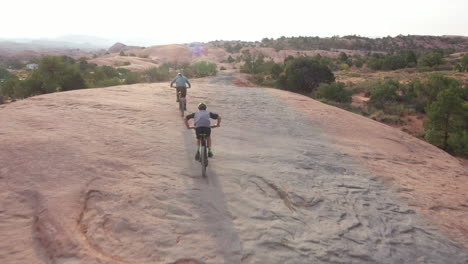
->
[173,75,189,88]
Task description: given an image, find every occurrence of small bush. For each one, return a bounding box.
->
[448,131,468,157]
[220,66,227,71]
[190,61,217,77]
[369,80,400,110]
[315,82,352,103]
[145,65,171,82]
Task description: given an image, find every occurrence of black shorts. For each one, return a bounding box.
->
[176,87,187,98]
[195,127,211,139]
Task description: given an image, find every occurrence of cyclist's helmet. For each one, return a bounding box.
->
[177,72,182,76]
[198,102,207,110]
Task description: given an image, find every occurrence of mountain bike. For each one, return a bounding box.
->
[191,126,217,177]
[177,91,186,117]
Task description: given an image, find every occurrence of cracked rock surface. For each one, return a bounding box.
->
[1,73,467,264]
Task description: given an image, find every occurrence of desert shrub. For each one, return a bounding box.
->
[339,63,350,71]
[0,76,20,98]
[114,61,131,67]
[145,64,171,82]
[119,51,126,56]
[94,77,121,87]
[190,61,217,77]
[447,131,468,157]
[220,66,227,70]
[367,55,383,70]
[352,80,379,94]
[124,72,140,84]
[315,82,352,103]
[369,110,403,124]
[459,53,468,72]
[369,80,401,110]
[227,55,235,63]
[270,64,283,79]
[240,50,265,74]
[248,74,265,85]
[352,55,365,68]
[281,56,335,94]
[418,51,443,68]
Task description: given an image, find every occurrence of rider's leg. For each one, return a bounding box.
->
[195,137,201,160]
[181,88,187,110]
[176,87,180,102]
[207,137,213,157]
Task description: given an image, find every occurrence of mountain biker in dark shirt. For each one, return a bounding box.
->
[170,73,191,102]
[185,102,221,160]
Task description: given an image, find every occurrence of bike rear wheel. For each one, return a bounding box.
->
[179,97,185,117]
[200,137,208,177]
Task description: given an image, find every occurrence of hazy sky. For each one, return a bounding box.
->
[1,0,467,46]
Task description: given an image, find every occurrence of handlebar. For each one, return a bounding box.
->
[188,125,219,129]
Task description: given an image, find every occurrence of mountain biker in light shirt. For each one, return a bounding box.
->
[170,73,191,102]
[185,102,221,160]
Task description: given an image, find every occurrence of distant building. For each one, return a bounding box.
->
[26,63,39,70]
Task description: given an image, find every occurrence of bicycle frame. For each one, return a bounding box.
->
[177,91,186,117]
[191,126,217,177]
[199,134,209,177]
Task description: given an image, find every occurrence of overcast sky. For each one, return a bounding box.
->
[1,0,467,46]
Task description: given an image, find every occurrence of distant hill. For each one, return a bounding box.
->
[108,42,143,53]
[210,35,468,53]
[0,39,106,59]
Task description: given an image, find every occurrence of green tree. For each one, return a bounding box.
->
[338,52,348,62]
[282,57,335,93]
[409,75,460,110]
[240,50,269,74]
[458,53,468,72]
[28,56,87,94]
[402,50,418,67]
[369,80,400,110]
[0,75,20,98]
[424,87,467,151]
[36,56,65,93]
[0,67,12,80]
[270,63,283,79]
[418,51,443,68]
[367,54,383,70]
[61,65,86,91]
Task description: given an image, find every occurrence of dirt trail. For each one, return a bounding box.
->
[0,73,467,264]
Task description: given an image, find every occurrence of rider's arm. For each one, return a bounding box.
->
[210,112,221,127]
[170,79,175,87]
[186,79,191,88]
[185,113,195,129]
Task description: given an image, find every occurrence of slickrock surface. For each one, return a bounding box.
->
[1,73,467,263]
